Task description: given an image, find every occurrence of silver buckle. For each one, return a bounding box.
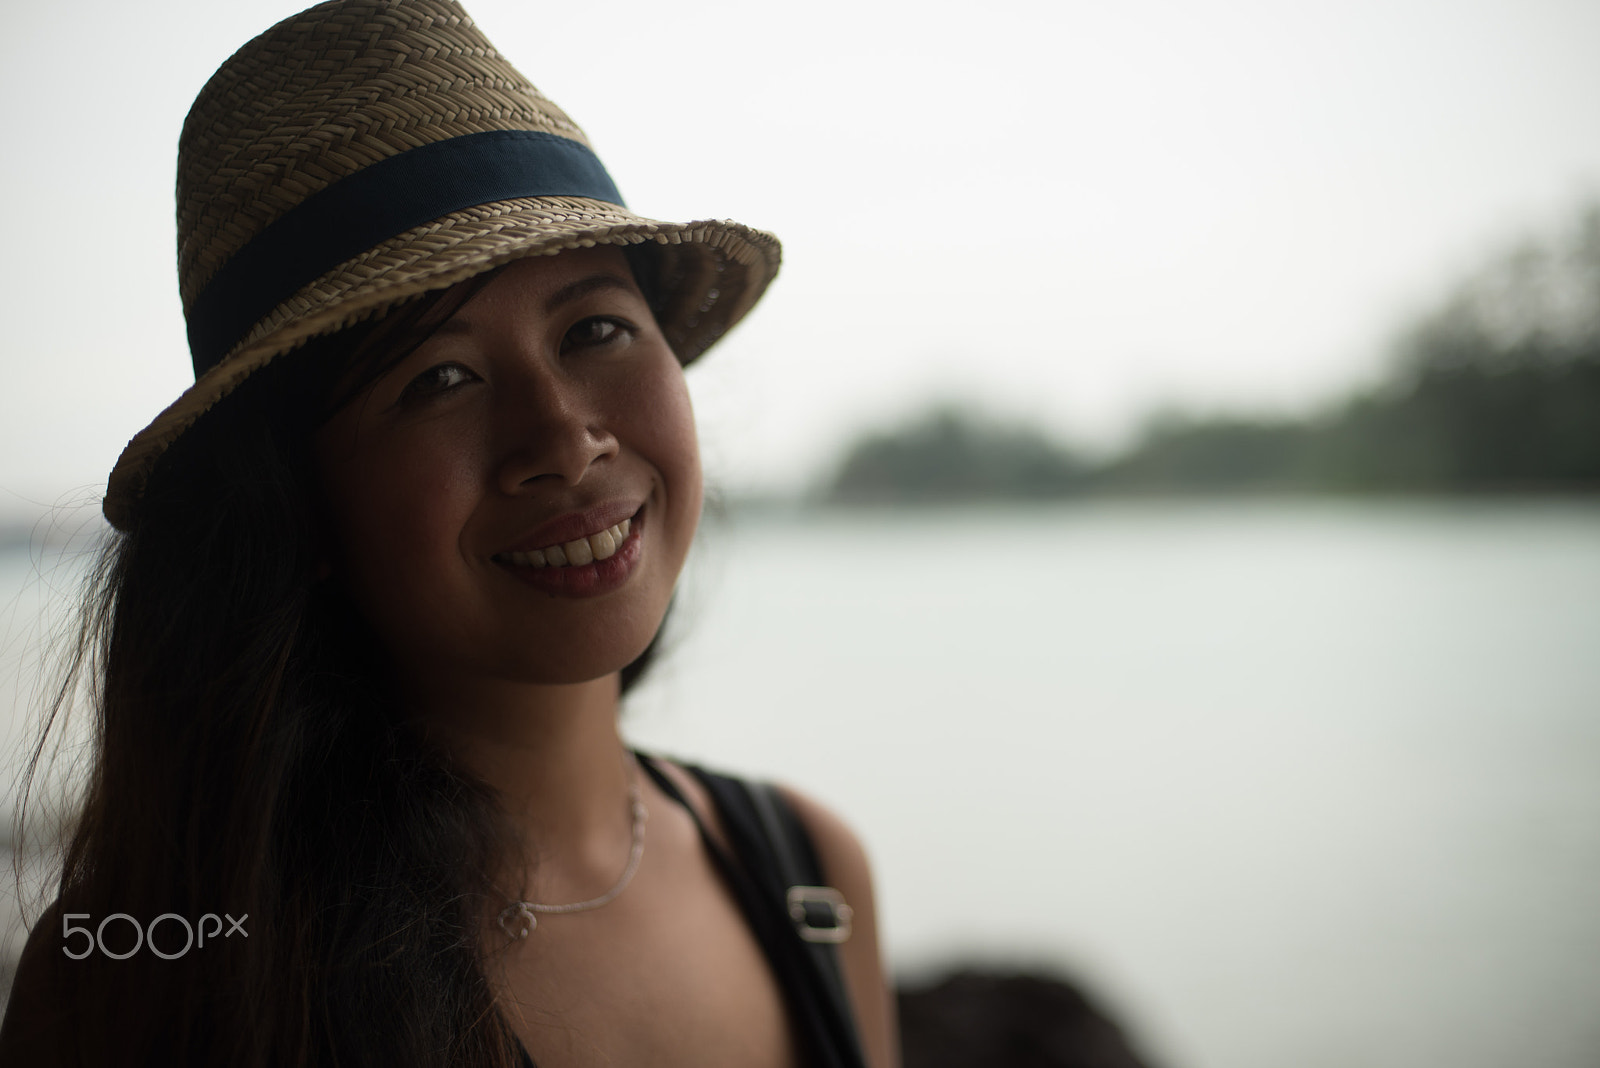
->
[786,885,854,944]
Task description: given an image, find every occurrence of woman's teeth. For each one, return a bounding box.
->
[502,518,631,568]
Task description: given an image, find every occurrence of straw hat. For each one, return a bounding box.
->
[103,0,780,530]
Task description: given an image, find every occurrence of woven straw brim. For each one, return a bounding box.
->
[103,197,779,530]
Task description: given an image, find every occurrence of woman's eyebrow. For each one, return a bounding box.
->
[385,271,639,349]
[543,272,637,313]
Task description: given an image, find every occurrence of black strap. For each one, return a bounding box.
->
[637,755,867,1068]
[744,780,860,1035]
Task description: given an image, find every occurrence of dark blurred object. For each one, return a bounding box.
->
[897,969,1160,1068]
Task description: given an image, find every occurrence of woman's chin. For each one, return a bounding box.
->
[483,623,665,689]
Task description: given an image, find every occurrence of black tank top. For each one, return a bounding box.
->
[516,754,867,1068]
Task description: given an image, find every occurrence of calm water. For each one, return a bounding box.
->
[5,500,1599,1068]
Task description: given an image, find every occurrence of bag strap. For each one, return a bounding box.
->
[744,780,859,1029]
[637,754,867,1068]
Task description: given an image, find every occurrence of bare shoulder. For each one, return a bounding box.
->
[0,902,70,1066]
[774,785,901,1068]
[774,786,873,892]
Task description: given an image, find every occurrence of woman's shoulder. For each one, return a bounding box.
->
[772,782,899,1068]
[639,753,898,1067]
[637,753,870,889]
[0,900,71,1066]
[771,784,872,894]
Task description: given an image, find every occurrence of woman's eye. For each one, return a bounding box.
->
[399,362,476,401]
[563,316,634,352]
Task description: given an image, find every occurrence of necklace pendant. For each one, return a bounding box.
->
[499,902,536,940]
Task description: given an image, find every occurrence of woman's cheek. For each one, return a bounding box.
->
[644,362,702,500]
[325,437,468,611]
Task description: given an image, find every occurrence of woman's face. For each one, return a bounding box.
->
[315,246,701,691]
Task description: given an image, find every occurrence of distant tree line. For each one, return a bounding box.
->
[824,205,1600,503]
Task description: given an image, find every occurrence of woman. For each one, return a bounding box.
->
[0,2,895,1065]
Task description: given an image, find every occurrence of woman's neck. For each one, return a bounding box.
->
[409,671,637,900]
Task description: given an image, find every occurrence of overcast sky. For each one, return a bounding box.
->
[3,0,1599,514]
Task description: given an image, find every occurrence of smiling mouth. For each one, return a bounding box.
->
[495,517,633,569]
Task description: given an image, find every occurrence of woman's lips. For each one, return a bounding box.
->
[493,510,644,597]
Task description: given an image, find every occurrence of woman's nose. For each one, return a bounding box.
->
[491,364,619,492]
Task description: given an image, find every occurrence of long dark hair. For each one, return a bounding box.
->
[21,253,668,1066]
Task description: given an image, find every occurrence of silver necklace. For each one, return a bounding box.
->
[497,768,648,940]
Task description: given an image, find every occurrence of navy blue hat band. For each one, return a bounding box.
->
[185,129,625,375]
